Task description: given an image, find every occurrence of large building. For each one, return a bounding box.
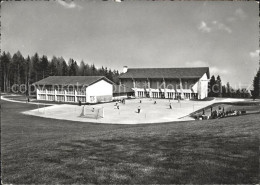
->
[34,76,114,103]
[119,66,210,99]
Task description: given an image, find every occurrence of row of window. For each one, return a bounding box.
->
[137,91,198,99]
[38,90,86,95]
[38,95,86,102]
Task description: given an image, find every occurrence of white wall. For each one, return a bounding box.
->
[191,73,208,99]
[86,80,113,103]
[199,73,208,99]
[36,88,39,99]
[192,81,198,93]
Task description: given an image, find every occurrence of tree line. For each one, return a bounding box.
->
[0,51,121,92]
[208,75,251,98]
[251,66,260,99]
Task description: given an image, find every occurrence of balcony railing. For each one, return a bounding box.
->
[57,91,65,94]
[38,90,46,94]
[77,91,86,95]
[46,90,54,94]
[67,91,75,95]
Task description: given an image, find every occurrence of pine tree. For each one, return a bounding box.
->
[49,56,58,76]
[216,75,222,97]
[25,56,31,95]
[208,75,216,97]
[40,55,49,79]
[79,60,85,76]
[31,53,40,82]
[0,52,11,92]
[11,51,24,85]
[68,59,77,76]
[62,61,68,76]
[252,68,260,99]
[226,82,231,97]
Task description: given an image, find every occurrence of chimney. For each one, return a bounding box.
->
[123,66,128,73]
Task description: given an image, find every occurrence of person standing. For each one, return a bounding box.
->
[169,102,172,109]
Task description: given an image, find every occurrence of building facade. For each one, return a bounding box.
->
[34,76,114,103]
[119,67,210,100]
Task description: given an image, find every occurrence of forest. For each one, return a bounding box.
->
[0,51,120,93]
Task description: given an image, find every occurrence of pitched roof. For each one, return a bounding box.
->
[119,67,210,79]
[33,76,114,86]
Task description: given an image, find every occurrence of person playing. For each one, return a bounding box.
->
[117,104,120,109]
[114,102,118,109]
[137,106,141,113]
[154,100,157,104]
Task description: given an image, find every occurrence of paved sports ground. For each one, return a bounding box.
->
[17,97,251,124]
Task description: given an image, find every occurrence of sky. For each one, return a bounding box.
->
[1,0,259,88]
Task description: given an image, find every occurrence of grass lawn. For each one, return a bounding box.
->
[1,100,259,184]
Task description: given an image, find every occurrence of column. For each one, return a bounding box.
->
[148,79,152,98]
[135,90,138,97]
[36,88,39,100]
[163,80,167,98]
[75,89,77,102]
[64,89,67,102]
[54,89,57,101]
[85,88,88,103]
[45,89,47,100]
[179,78,184,99]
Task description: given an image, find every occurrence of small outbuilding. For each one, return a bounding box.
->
[34,76,114,103]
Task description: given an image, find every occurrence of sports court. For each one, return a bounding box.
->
[21,98,248,124]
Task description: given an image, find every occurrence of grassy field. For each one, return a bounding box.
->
[1,100,259,184]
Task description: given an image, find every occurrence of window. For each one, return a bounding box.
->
[38,89,46,93]
[47,95,55,101]
[77,90,86,95]
[67,90,75,95]
[77,96,86,102]
[39,94,46,100]
[57,90,65,94]
[67,96,75,102]
[57,95,65,102]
